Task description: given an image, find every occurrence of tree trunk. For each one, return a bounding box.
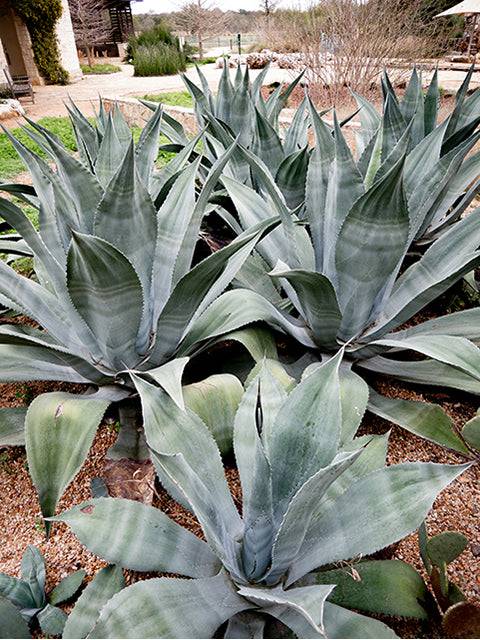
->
[87,46,95,67]
[198,32,204,60]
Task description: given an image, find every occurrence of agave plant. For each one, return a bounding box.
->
[0,106,279,523]
[354,66,480,246]
[183,95,480,453]
[50,353,467,638]
[141,62,314,210]
[0,545,85,637]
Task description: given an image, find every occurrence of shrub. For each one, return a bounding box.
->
[133,43,187,77]
[126,21,181,62]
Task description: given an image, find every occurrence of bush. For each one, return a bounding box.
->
[133,44,187,77]
[126,21,180,62]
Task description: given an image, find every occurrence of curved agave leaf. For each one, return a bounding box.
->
[151,217,280,364]
[362,206,480,342]
[224,612,265,638]
[67,232,144,370]
[51,498,221,577]
[368,389,468,455]
[371,334,480,383]
[385,307,480,344]
[133,375,243,574]
[179,288,316,355]
[63,566,124,640]
[183,374,243,455]
[0,573,35,610]
[21,546,45,608]
[26,391,111,524]
[322,114,364,278]
[275,145,310,211]
[252,108,284,175]
[49,569,86,606]
[359,356,480,395]
[239,584,334,637]
[335,154,409,341]
[269,267,341,351]
[150,160,200,322]
[287,461,469,585]
[233,367,278,581]
[135,102,163,188]
[267,449,361,584]
[311,559,429,620]
[0,595,31,638]
[269,351,343,525]
[89,573,248,639]
[323,602,398,639]
[93,141,157,307]
[37,603,67,637]
[0,407,27,446]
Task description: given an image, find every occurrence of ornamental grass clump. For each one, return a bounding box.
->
[50,353,468,638]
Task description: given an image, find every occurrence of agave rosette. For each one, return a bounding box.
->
[50,354,468,638]
[0,104,279,522]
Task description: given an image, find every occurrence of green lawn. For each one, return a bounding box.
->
[0,117,76,181]
[0,116,173,182]
[80,63,121,74]
[140,91,193,108]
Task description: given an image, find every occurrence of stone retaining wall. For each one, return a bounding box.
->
[102,95,360,136]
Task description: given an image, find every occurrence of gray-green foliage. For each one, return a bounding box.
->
[51,354,467,638]
[199,71,480,453]
[144,62,312,210]
[355,66,480,246]
[0,101,276,522]
[0,546,85,638]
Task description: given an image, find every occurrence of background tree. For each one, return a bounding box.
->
[259,0,280,16]
[69,0,112,67]
[174,0,228,60]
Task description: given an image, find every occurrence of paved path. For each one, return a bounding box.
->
[17,63,292,121]
[7,61,480,124]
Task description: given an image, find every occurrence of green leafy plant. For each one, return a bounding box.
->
[126,21,180,62]
[0,545,85,637]
[308,525,480,637]
[50,353,468,638]
[0,102,278,523]
[133,44,187,77]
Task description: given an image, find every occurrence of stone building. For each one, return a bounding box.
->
[0,0,82,85]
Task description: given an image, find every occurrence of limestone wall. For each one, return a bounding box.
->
[56,0,82,82]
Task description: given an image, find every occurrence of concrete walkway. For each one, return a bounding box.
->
[8,60,480,124]
[16,63,292,121]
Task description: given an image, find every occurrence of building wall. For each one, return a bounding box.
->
[56,0,82,82]
[0,0,82,86]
